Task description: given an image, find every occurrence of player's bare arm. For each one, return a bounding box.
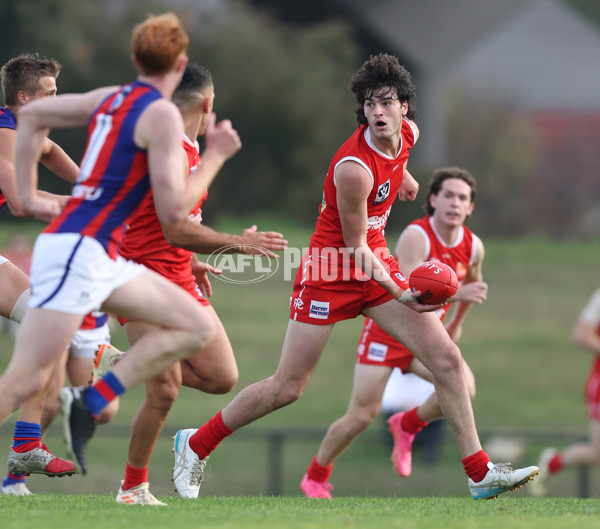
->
[445,237,487,342]
[2,129,75,217]
[573,289,600,354]
[138,99,189,225]
[394,226,428,275]
[39,138,79,184]
[398,167,418,202]
[163,220,287,258]
[187,113,241,198]
[190,253,222,298]
[0,127,28,217]
[573,319,600,355]
[336,161,437,312]
[15,87,119,221]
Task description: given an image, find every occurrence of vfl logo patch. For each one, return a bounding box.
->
[373,179,390,205]
[366,342,388,362]
[309,300,330,320]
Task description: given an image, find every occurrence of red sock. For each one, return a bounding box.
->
[122,462,148,490]
[548,453,564,474]
[189,411,233,460]
[462,450,491,483]
[306,456,333,482]
[401,407,429,435]
[12,440,41,453]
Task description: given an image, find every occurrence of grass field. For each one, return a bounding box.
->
[1,495,600,529]
[1,218,600,504]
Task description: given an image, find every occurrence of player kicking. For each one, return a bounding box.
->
[108,63,286,505]
[170,54,539,500]
[301,167,487,497]
[0,13,241,479]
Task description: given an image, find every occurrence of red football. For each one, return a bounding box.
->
[409,261,458,305]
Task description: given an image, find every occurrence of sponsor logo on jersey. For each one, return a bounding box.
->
[367,206,392,232]
[309,300,329,319]
[293,298,304,310]
[373,179,390,205]
[367,342,388,362]
[72,184,103,201]
[395,272,408,283]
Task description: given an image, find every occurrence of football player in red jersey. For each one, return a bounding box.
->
[530,288,600,496]
[301,167,487,497]
[171,54,539,500]
[109,63,286,505]
[0,13,241,480]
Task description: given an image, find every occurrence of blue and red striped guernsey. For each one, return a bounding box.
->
[43,81,163,258]
[0,106,18,212]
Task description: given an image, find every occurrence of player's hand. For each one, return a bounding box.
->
[23,194,61,223]
[447,281,488,304]
[204,113,242,162]
[239,225,288,258]
[191,260,222,298]
[397,288,446,313]
[398,169,418,202]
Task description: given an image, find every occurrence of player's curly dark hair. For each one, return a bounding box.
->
[350,53,417,125]
[423,167,477,216]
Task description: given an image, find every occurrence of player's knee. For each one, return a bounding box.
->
[150,382,180,414]
[25,373,49,399]
[431,342,462,375]
[349,410,376,433]
[209,367,238,394]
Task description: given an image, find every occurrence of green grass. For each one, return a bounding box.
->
[1,219,600,499]
[1,496,600,529]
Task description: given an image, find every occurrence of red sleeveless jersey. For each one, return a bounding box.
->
[405,216,476,321]
[357,215,479,367]
[119,134,207,293]
[310,120,417,251]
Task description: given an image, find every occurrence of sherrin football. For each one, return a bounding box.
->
[409,261,458,305]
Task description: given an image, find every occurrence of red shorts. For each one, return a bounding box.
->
[584,356,600,420]
[355,317,414,370]
[289,250,409,325]
[117,259,210,325]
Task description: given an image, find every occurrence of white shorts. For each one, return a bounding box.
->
[69,323,111,359]
[0,254,8,266]
[29,233,145,315]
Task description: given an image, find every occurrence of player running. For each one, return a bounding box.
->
[300,167,487,497]
[109,62,286,505]
[0,13,241,479]
[529,287,600,496]
[170,54,539,500]
[0,53,80,495]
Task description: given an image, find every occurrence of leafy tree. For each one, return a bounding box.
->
[1,0,361,228]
